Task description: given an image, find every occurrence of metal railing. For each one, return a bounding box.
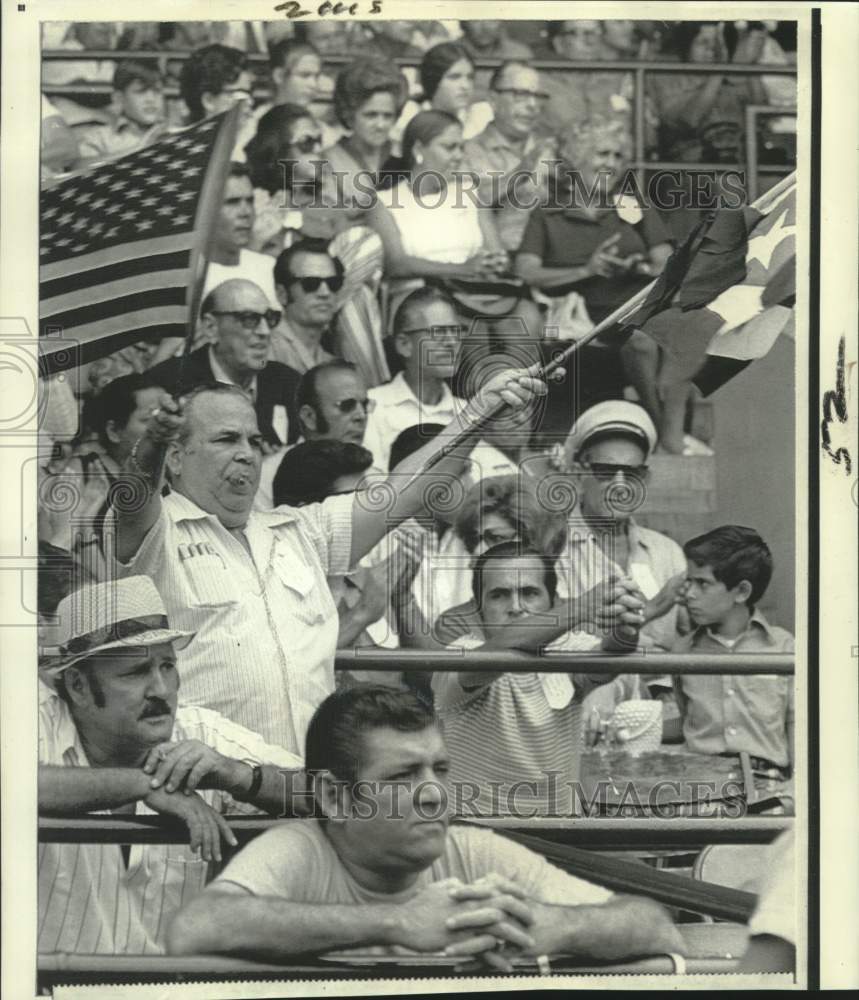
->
[333,650,795,674]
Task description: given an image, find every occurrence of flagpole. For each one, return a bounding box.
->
[177,104,244,394]
[404,171,797,475]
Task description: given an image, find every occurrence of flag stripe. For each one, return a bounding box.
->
[42,267,190,313]
[41,253,190,300]
[39,325,185,377]
[40,234,196,281]
[42,288,187,330]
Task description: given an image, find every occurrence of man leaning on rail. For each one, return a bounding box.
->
[38,576,306,955]
[168,686,685,970]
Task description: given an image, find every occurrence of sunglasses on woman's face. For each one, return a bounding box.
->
[291,134,323,153]
[332,397,375,415]
[584,462,649,481]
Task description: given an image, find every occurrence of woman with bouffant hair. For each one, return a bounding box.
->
[324,57,409,181]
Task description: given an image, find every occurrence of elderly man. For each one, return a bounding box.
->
[168,686,684,966]
[463,60,558,252]
[145,278,301,451]
[110,363,550,754]
[38,576,304,955]
[271,239,343,374]
[434,543,645,816]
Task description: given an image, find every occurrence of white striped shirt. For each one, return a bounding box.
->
[434,634,587,817]
[113,491,353,754]
[38,695,301,955]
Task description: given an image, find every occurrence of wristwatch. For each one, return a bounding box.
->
[239,759,263,802]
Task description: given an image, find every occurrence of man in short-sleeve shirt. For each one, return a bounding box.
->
[168,687,685,965]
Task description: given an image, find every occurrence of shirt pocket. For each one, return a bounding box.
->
[180,544,240,607]
[271,546,335,627]
[738,676,788,725]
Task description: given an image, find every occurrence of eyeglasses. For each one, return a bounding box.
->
[291,274,344,294]
[209,309,282,331]
[584,462,649,481]
[399,325,464,338]
[492,88,549,103]
[291,135,323,153]
[332,397,375,415]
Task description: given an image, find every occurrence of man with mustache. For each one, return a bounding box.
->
[38,576,305,954]
[109,364,562,755]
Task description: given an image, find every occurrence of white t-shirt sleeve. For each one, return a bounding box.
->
[747,831,795,945]
[213,823,325,899]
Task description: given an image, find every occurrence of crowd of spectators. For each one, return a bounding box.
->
[36,17,797,971]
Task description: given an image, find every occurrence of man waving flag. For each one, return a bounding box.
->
[621,173,796,395]
[39,106,241,377]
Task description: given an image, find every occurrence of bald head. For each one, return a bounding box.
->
[200,280,281,384]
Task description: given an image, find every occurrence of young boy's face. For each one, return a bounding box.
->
[118,80,165,127]
[682,560,747,627]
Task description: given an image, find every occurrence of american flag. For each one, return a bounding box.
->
[39,110,238,376]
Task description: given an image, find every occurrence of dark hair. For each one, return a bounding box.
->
[273,439,373,507]
[389,423,445,470]
[455,475,568,556]
[305,686,437,782]
[268,37,319,73]
[400,108,461,171]
[488,59,533,92]
[244,103,316,194]
[180,44,248,123]
[273,237,345,290]
[92,373,154,450]
[420,42,473,101]
[296,359,360,432]
[113,59,163,92]
[38,541,95,619]
[683,525,773,609]
[333,56,409,128]
[471,541,558,610]
[392,284,458,339]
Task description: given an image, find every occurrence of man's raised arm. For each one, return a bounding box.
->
[348,367,553,566]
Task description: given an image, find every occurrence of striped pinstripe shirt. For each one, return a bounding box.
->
[113,491,353,754]
[38,693,301,955]
[434,634,587,818]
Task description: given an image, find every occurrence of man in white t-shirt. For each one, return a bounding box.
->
[201,162,279,309]
[168,685,684,967]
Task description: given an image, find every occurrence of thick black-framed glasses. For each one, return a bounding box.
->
[209,309,282,331]
[291,274,344,294]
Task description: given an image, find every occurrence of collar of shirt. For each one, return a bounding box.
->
[208,347,258,403]
[700,609,780,648]
[279,321,332,368]
[111,113,146,136]
[385,371,458,415]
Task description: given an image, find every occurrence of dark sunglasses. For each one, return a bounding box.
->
[333,397,375,415]
[584,462,650,481]
[291,274,344,294]
[292,135,323,153]
[210,309,282,331]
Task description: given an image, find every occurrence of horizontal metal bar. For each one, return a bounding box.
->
[335,649,794,674]
[37,951,743,979]
[39,50,797,74]
[39,815,792,849]
[631,161,794,172]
